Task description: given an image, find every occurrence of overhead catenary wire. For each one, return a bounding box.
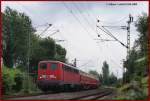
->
[62,2,95,39]
[102,26,128,48]
[39,24,52,36]
[73,3,96,34]
[78,60,92,67]
[76,3,116,41]
[57,27,100,69]
[80,3,96,24]
[58,30,84,60]
[86,3,98,19]
[97,25,127,48]
[97,16,128,25]
[52,26,86,59]
[62,2,105,61]
[71,3,124,71]
[95,43,123,78]
[17,3,52,30]
[95,23,125,72]
[75,3,103,40]
[102,25,127,30]
[95,15,130,77]
[74,3,109,42]
[96,41,123,71]
[34,23,49,28]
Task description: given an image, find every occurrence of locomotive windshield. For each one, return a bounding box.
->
[50,63,57,70]
[40,63,47,69]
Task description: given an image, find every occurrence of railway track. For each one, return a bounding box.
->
[2,91,54,99]
[4,88,114,100]
[68,89,113,100]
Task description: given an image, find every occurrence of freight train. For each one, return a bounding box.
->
[37,61,99,92]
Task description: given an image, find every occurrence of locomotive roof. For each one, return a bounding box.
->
[39,60,78,69]
[39,60,99,80]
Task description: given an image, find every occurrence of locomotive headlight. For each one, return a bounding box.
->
[49,75,56,79]
[40,75,46,79]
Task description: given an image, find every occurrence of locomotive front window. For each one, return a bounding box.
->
[51,63,57,70]
[40,63,47,69]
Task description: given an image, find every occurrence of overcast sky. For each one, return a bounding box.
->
[1,1,148,78]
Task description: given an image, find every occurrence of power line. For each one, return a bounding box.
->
[58,28,99,69]
[74,6,114,41]
[73,3,96,33]
[39,24,52,36]
[96,44,123,78]
[75,3,102,39]
[78,60,93,67]
[62,2,124,74]
[58,30,83,59]
[94,38,116,42]
[86,3,98,19]
[62,2,104,61]
[62,2,95,39]
[96,14,134,81]
[97,25,121,74]
[81,3,96,23]
[17,3,48,28]
[97,16,128,25]
[96,41,123,72]
[75,3,112,43]
[95,24,125,73]
[62,2,107,56]
[97,25,128,48]
[102,25,127,30]
[34,23,49,28]
[48,30,59,37]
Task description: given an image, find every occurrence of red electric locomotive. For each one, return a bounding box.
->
[37,60,99,92]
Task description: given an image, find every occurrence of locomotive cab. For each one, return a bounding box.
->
[37,61,62,91]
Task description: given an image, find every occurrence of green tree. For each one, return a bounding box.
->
[99,74,103,85]
[135,13,148,57]
[29,37,67,73]
[2,7,35,68]
[134,13,148,77]
[109,73,117,86]
[89,70,100,80]
[30,37,56,73]
[102,61,110,85]
[123,48,138,82]
[55,44,67,62]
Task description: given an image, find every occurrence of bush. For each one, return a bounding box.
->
[12,73,23,92]
[2,73,15,94]
[125,89,147,100]
[2,66,15,94]
[2,66,23,94]
[22,73,41,94]
[2,65,41,95]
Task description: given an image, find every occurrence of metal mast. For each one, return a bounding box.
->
[126,14,133,59]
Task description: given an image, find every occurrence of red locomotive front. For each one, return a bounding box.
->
[37,61,63,91]
[37,61,81,92]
